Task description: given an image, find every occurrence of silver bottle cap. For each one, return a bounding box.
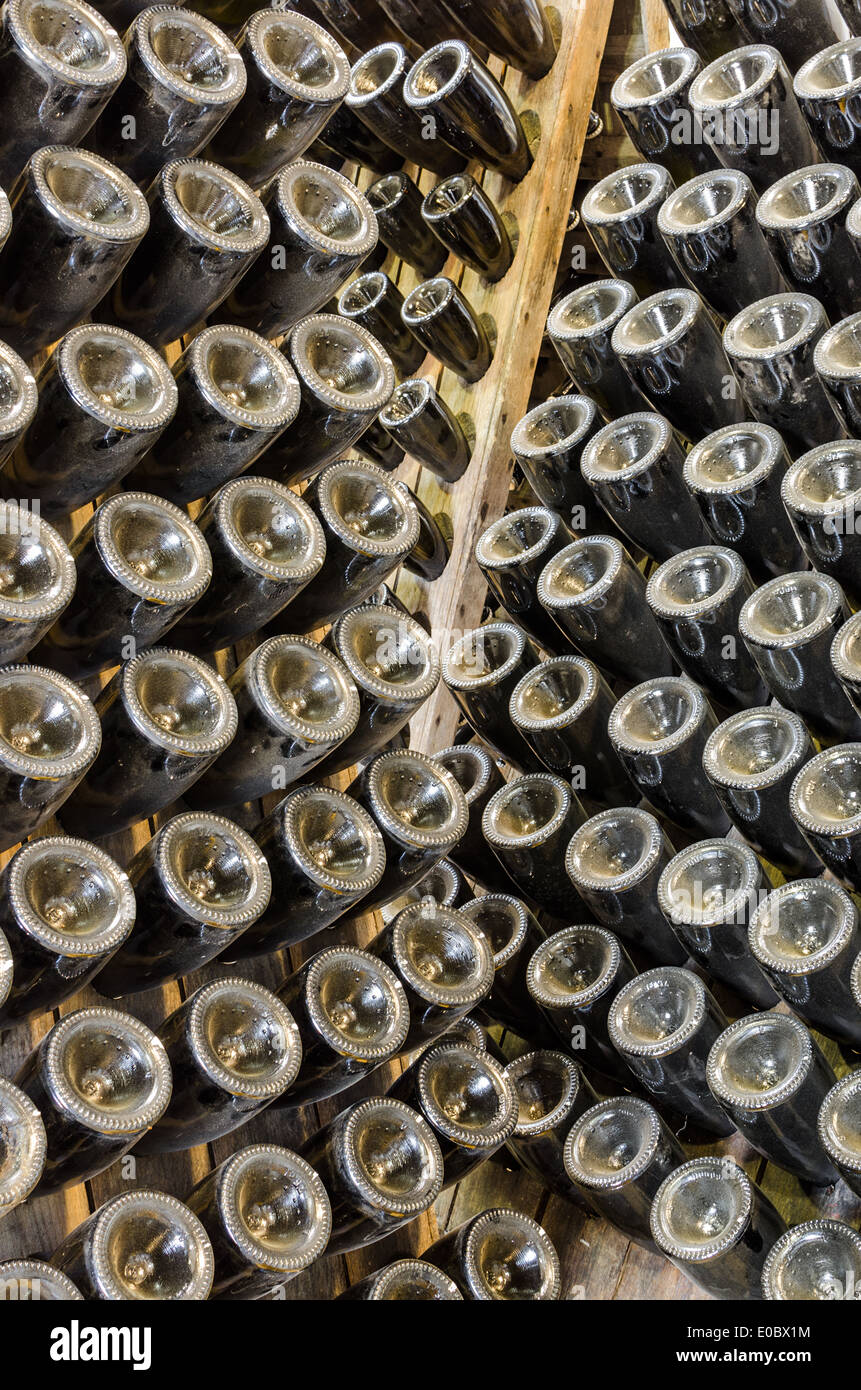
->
[546,278,638,345]
[582,162,672,227]
[290,317,395,417]
[527,924,623,1011]
[832,612,861,687]
[707,1012,814,1111]
[347,41,408,107]
[186,327,300,435]
[658,167,752,237]
[762,1219,861,1301]
[456,1208,561,1300]
[702,705,810,790]
[435,741,498,806]
[782,441,861,527]
[243,634,360,748]
[8,0,125,90]
[93,491,212,604]
[273,159,377,260]
[757,164,857,233]
[506,1049,584,1139]
[795,37,861,100]
[304,946,409,1062]
[0,342,37,444]
[567,807,664,894]
[612,288,702,358]
[613,44,700,109]
[790,743,861,839]
[415,1040,517,1150]
[210,1145,331,1275]
[510,655,601,734]
[134,6,245,105]
[651,1156,754,1263]
[0,1077,46,1213]
[814,309,861,383]
[0,501,75,629]
[82,1190,214,1300]
[0,663,100,779]
[689,43,781,115]
[6,835,135,957]
[333,601,440,706]
[724,292,826,362]
[212,475,324,581]
[278,785,386,895]
[336,1097,444,1218]
[0,927,10,1008]
[537,534,626,611]
[482,772,576,850]
[818,1070,861,1180]
[461,893,531,971]
[246,9,349,105]
[41,1006,172,1136]
[646,545,747,620]
[442,619,528,691]
[475,506,563,572]
[120,648,237,756]
[160,158,269,257]
[608,967,707,1059]
[564,1096,663,1190]
[388,901,494,1008]
[365,748,469,852]
[581,415,675,486]
[379,377,442,431]
[510,395,597,463]
[609,675,709,755]
[684,421,785,495]
[155,812,272,929]
[315,456,416,554]
[0,1259,81,1300]
[57,322,178,433]
[658,838,762,929]
[186,978,301,1101]
[30,145,149,243]
[748,879,856,975]
[355,1259,463,1300]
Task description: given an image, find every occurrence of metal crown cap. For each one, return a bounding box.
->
[415,1041,517,1149]
[160,160,269,256]
[290,316,395,414]
[155,812,271,928]
[650,1157,753,1263]
[706,1012,814,1111]
[608,676,708,755]
[442,620,528,691]
[506,1050,583,1139]
[30,146,149,243]
[510,395,598,459]
[303,946,409,1061]
[389,902,494,1007]
[434,742,497,806]
[0,1077,46,1211]
[0,503,75,624]
[215,1145,331,1274]
[482,773,577,850]
[647,546,746,620]
[537,535,625,609]
[461,893,531,970]
[57,324,178,432]
[761,1219,861,1301]
[757,164,858,231]
[608,967,708,1058]
[724,293,826,361]
[547,278,638,342]
[186,978,302,1100]
[337,1097,444,1217]
[689,43,780,111]
[246,9,349,103]
[8,0,124,87]
[347,42,408,105]
[274,160,377,258]
[244,635,359,746]
[402,39,471,108]
[332,602,440,705]
[0,664,100,779]
[782,441,861,519]
[658,838,761,929]
[277,785,386,895]
[134,6,245,105]
[119,648,237,756]
[315,458,416,555]
[86,1190,214,1300]
[364,748,469,850]
[814,311,861,381]
[658,169,751,237]
[612,288,702,355]
[612,45,700,108]
[6,836,135,957]
[581,416,674,484]
[582,163,672,225]
[684,422,784,494]
[566,807,664,893]
[475,506,563,572]
[361,1259,463,1300]
[0,928,10,1008]
[42,1007,172,1135]
[0,342,37,442]
[702,705,810,790]
[817,1070,861,1175]
[789,743,861,837]
[93,492,211,602]
[460,1207,561,1300]
[526,924,622,1011]
[795,38,861,100]
[748,878,856,975]
[214,476,324,581]
[0,1260,81,1300]
[563,1096,662,1190]
[832,611,861,684]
